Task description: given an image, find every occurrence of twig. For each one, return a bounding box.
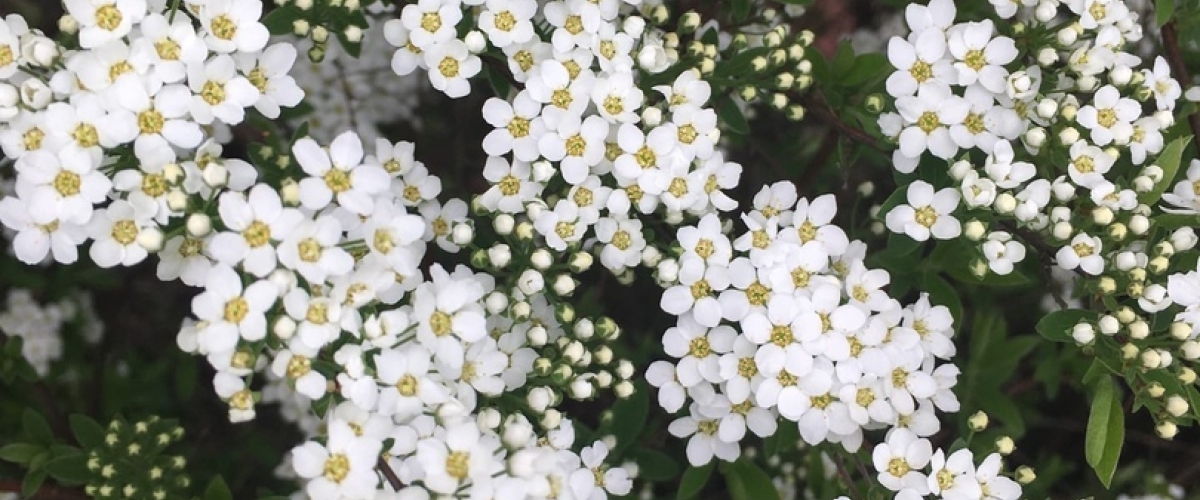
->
[830,450,864,500]
[377,456,404,491]
[795,93,888,154]
[1161,22,1200,143]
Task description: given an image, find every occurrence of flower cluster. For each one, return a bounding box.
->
[647,185,963,465]
[881,0,1200,446]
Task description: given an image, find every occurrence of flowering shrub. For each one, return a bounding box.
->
[2,0,1200,499]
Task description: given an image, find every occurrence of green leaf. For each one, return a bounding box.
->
[886,231,923,258]
[23,408,55,446]
[1085,377,1125,488]
[763,420,798,458]
[204,476,234,500]
[628,448,681,482]
[722,459,781,500]
[1154,213,1200,230]
[0,443,43,465]
[714,94,749,135]
[921,272,963,327]
[1036,309,1099,343]
[677,462,714,500]
[1157,0,1177,26]
[69,414,105,450]
[44,451,88,486]
[22,468,47,498]
[1139,136,1190,205]
[610,380,649,452]
[731,0,752,21]
[260,6,300,35]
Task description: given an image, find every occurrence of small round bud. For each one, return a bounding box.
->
[569,251,593,273]
[1051,221,1073,241]
[641,107,663,126]
[1036,46,1058,66]
[1129,215,1149,235]
[1182,340,1200,360]
[485,291,508,315]
[531,249,554,270]
[1024,127,1046,148]
[1059,127,1080,146]
[451,223,474,246]
[1016,466,1036,485]
[964,220,986,241]
[1128,320,1149,340]
[1147,382,1166,398]
[865,94,885,114]
[202,163,228,188]
[1097,276,1116,294]
[137,227,164,252]
[1141,349,1162,369]
[1121,343,1140,360]
[166,190,190,212]
[58,14,80,34]
[614,380,634,398]
[311,25,329,43]
[493,214,514,235]
[949,160,973,181]
[552,274,576,296]
[511,301,532,322]
[1167,395,1188,417]
[1156,421,1178,439]
[488,244,512,269]
[995,436,1015,455]
[1180,367,1197,384]
[968,411,989,432]
[1036,99,1058,119]
[463,30,485,53]
[1071,323,1095,344]
[1098,315,1120,335]
[274,316,297,340]
[678,12,701,33]
[517,269,545,295]
[1171,322,1192,340]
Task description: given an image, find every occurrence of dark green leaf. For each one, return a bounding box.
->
[628,448,680,482]
[611,386,649,452]
[1139,136,1190,205]
[677,462,714,500]
[732,0,752,21]
[22,468,47,498]
[1036,309,1098,343]
[1085,377,1124,488]
[260,6,300,35]
[204,476,234,500]
[0,443,43,465]
[69,414,105,450]
[23,408,54,446]
[1157,0,1177,26]
[44,451,88,486]
[723,459,781,500]
[1154,213,1200,230]
[714,95,750,135]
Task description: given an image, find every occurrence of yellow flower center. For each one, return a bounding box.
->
[73,123,100,148]
[298,238,323,262]
[54,171,81,196]
[1096,108,1117,128]
[224,297,249,323]
[506,116,530,138]
[688,337,711,358]
[634,145,656,169]
[438,57,459,78]
[96,4,123,31]
[770,325,793,347]
[917,111,941,133]
[694,238,715,259]
[248,67,269,93]
[111,220,138,245]
[909,60,932,83]
[494,11,517,31]
[210,15,238,40]
[306,303,328,324]
[555,221,576,240]
[678,124,698,144]
[737,357,757,378]
[855,387,875,406]
[323,454,350,483]
[611,230,631,250]
[551,89,573,109]
[201,80,225,105]
[109,60,133,82]
[565,134,586,156]
[324,168,351,193]
[689,279,711,299]
[888,458,911,478]
[668,178,688,197]
[564,15,584,35]
[430,311,453,336]
[286,355,311,379]
[445,451,469,480]
[396,374,419,396]
[138,109,165,135]
[242,221,271,247]
[23,128,44,151]
[155,39,180,60]
[963,49,986,71]
[914,206,938,228]
[421,12,442,33]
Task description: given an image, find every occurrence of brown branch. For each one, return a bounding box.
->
[377,456,404,491]
[795,93,888,154]
[0,480,90,500]
[1161,21,1200,142]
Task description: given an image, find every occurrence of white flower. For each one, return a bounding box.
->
[113,79,204,167]
[401,0,463,48]
[1056,233,1105,275]
[374,344,449,419]
[1144,56,1181,111]
[481,93,546,162]
[660,258,731,327]
[236,43,305,119]
[668,404,740,466]
[982,232,1026,275]
[539,114,609,185]
[905,0,956,33]
[157,235,212,287]
[594,216,645,271]
[896,83,969,160]
[424,39,481,99]
[872,428,933,494]
[479,0,537,48]
[209,184,303,277]
[0,196,87,264]
[975,453,1021,500]
[187,55,260,125]
[662,314,736,386]
[292,420,383,499]
[886,28,952,97]
[87,200,149,268]
[270,340,328,400]
[885,181,962,241]
[64,0,146,48]
[277,216,355,286]
[14,148,110,225]
[570,441,632,500]
[294,132,391,214]
[416,420,501,494]
[132,13,207,84]
[927,449,981,500]
[191,264,279,352]
[0,22,19,79]
[947,20,1016,93]
[1077,85,1139,146]
[1067,141,1115,189]
[1162,160,1200,213]
[199,0,269,54]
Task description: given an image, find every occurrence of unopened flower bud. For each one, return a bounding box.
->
[552,274,576,296]
[1182,340,1200,360]
[1016,466,1036,485]
[1171,322,1192,340]
[1098,315,1120,334]
[968,411,989,432]
[1024,127,1046,148]
[485,291,508,315]
[1141,349,1162,369]
[678,12,701,33]
[488,244,511,269]
[166,190,189,212]
[1072,323,1095,344]
[1167,395,1188,417]
[274,316,297,340]
[1180,367,1197,384]
[202,163,228,188]
[1156,421,1178,439]
[641,107,662,126]
[1036,46,1058,65]
[463,30,485,53]
[996,436,1015,455]
[569,251,593,273]
[451,223,474,245]
[137,227,164,252]
[1121,343,1140,359]
[511,300,531,322]
[1147,382,1166,398]
[186,214,212,237]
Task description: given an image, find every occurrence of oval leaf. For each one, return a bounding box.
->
[1140,136,1190,205]
[1085,377,1124,488]
[676,462,714,500]
[1036,309,1098,343]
